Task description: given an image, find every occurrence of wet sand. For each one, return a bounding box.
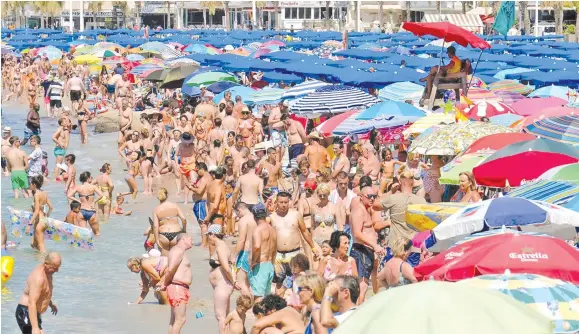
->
[1,97,252,333]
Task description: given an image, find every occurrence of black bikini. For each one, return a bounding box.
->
[160,231,181,242]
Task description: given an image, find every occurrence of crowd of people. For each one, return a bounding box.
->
[1,48,485,334]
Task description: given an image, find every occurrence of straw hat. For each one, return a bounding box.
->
[308,131,322,140]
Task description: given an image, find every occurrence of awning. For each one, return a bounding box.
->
[422,14,483,31]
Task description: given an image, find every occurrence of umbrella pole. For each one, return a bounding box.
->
[466,49,484,95]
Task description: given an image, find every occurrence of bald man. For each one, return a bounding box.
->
[17,252,61,334]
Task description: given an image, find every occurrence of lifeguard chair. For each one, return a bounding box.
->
[424,59,471,109]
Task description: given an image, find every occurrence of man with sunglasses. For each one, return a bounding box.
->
[349,181,384,304]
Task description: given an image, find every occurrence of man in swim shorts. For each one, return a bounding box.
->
[159,233,193,334]
[232,202,257,297]
[249,203,276,301]
[5,136,30,199]
[177,132,196,204]
[188,162,212,247]
[16,252,61,334]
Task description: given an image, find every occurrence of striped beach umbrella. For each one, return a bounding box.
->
[281,79,331,100]
[493,91,526,105]
[402,113,455,138]
[378,82,425,105]
[529,85,579,102]
[507,180,579,205]
[461,273,579,333]
[539,163,579,182]
[248,88,285,105]
[489,80,534,95]
[524,115,579,146]
[452,88,501,103]
[291,85,380,115]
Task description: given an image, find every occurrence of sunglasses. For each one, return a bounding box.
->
[242,112,250,115]
[297,286,311,293]
[363,194,377,200]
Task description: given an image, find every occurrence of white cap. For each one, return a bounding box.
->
[3,126,11,132]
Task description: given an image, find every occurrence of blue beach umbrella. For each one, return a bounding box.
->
[355,100,425,120]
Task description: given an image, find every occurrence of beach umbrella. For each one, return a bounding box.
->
[291,85,380,115]
[281,79,331,100]
[144,68,166,82]
[461,273,579,334]
[206,81,240,94]
[401,22,491,49]
[466,75,488,89]
[463,100,517,121]
[511,97,568,117]
[333,280,553,334]
[479,137,579,163]
[452,88,501,103]
[474,151,578,187]
[165,57,200,68]
[539,163,579,182]
[439,133,535,185]
[564,195,579,212]
[130,63,164,76]
[524,115,579,146]
[185,72,236,87]
[251,48,272,58]
[316,110,359,137]
[91,49,119,58]
[488,79,534,95]
[36,46,62,60]
[492,91,525,105]
[409,122,517,156]
[95,42,123,50]
[140,58,164,65]
[418,228,579,284]
[248,88,285,105]
[184,44,208,53]
[489,113,524,128]
[378,82,425,105]
[507,180,579,205]
[73,54,101,65]
[355,100,425,120]
[529,85,579,102]
[160,64,201,87]
[402,113,455,138]
[126,54,144,61]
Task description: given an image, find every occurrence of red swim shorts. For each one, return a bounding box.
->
[167,283,190,307]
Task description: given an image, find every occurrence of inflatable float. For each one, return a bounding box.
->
[1,251,14,286]
[8,207,95,250]
[406,202,467,232]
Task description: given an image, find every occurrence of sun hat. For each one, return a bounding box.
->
[205,224,223,235]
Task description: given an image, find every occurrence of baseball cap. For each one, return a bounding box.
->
[205,224,222,235]
[252,203,267,218]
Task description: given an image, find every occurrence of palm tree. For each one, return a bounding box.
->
[112,1,130,28]
[256,1,266,28]
[201,2,220,27]
[135,1,143,28]
[5,1,27,28]
[405,1,411,23]
[34,2,49,28]
[436,0,441,14]
[519,1,530,35]
[554,2,564,34]
[88,1,103,30]
[325,1,330,30]
[379,1,384,31]
[165,1,172,29]
[223,1,230,31]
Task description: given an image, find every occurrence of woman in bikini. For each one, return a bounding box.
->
[76,96,92,144]
[378,237,417,289]
[27,75,37,107]
[207,224,238,333]
[238,108,254,147]
[451,171,482,203]
[67,171,104,236]
[152,188,187,256]
[397,153,428,198]
[311,183,345,270]
[317,231,358,282]
[94,163,114,221]
[140,128,155,195]
[127,255,169,305]
[29,175,54,253]
[423,155,445,203]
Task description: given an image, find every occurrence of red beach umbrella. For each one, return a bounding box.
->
[402,22,491,49]
[473,151,578,187]
[415,232,579,283]
[463,132,535,155]
[464,100,518,120]
[316,110,359,137]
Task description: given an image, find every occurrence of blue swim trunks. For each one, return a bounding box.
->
[249,262,274,297]
[235,250,250,273]
[193,200,207,223]
[54,146,66,157]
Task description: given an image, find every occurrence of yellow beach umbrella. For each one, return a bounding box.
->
[73,54,101,65]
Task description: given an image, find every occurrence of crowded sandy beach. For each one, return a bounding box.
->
[2,3,579,333]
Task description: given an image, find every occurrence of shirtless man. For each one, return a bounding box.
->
[16,252,61,334]
[64,154,77,199]
[52,118,71,178]
[118,130,142,169]
[65,72,84,113]
[349,183,384,304]
[118,98,133,147]
[177,132,196,204]
[286,116,307,164]
[207,167,227,234]
[249,203,277,300]
[208,118,226,149]
[232,159,263,211]
[175,115,192,135]
[302,132,330,173]
[187,162,211,247]
[222,103,239,132]
[233,95,246,118]
[229,202,257,297]
[259,148,282,195]
[192,111,211,142]
[1,127,12,176]
[159,233,193,334]
[5,136,29,199]
[115,73,132,109]
[270,192,319,293]
[331,142,351,178]
[107,73,122,100]
[360,143,381,184]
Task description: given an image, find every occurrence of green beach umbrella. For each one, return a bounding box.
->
[186,72,237,87]
[539,163,579,182]
[144,68,166,82]
[160,64,201,89]
[334,280,554,334]
[439,153,489,185]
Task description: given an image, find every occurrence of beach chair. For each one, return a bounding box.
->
[425,59,471,109]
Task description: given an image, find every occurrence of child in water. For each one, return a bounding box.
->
[112,195,132,216]
[64,201,83,226]
[224,295,253,334]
